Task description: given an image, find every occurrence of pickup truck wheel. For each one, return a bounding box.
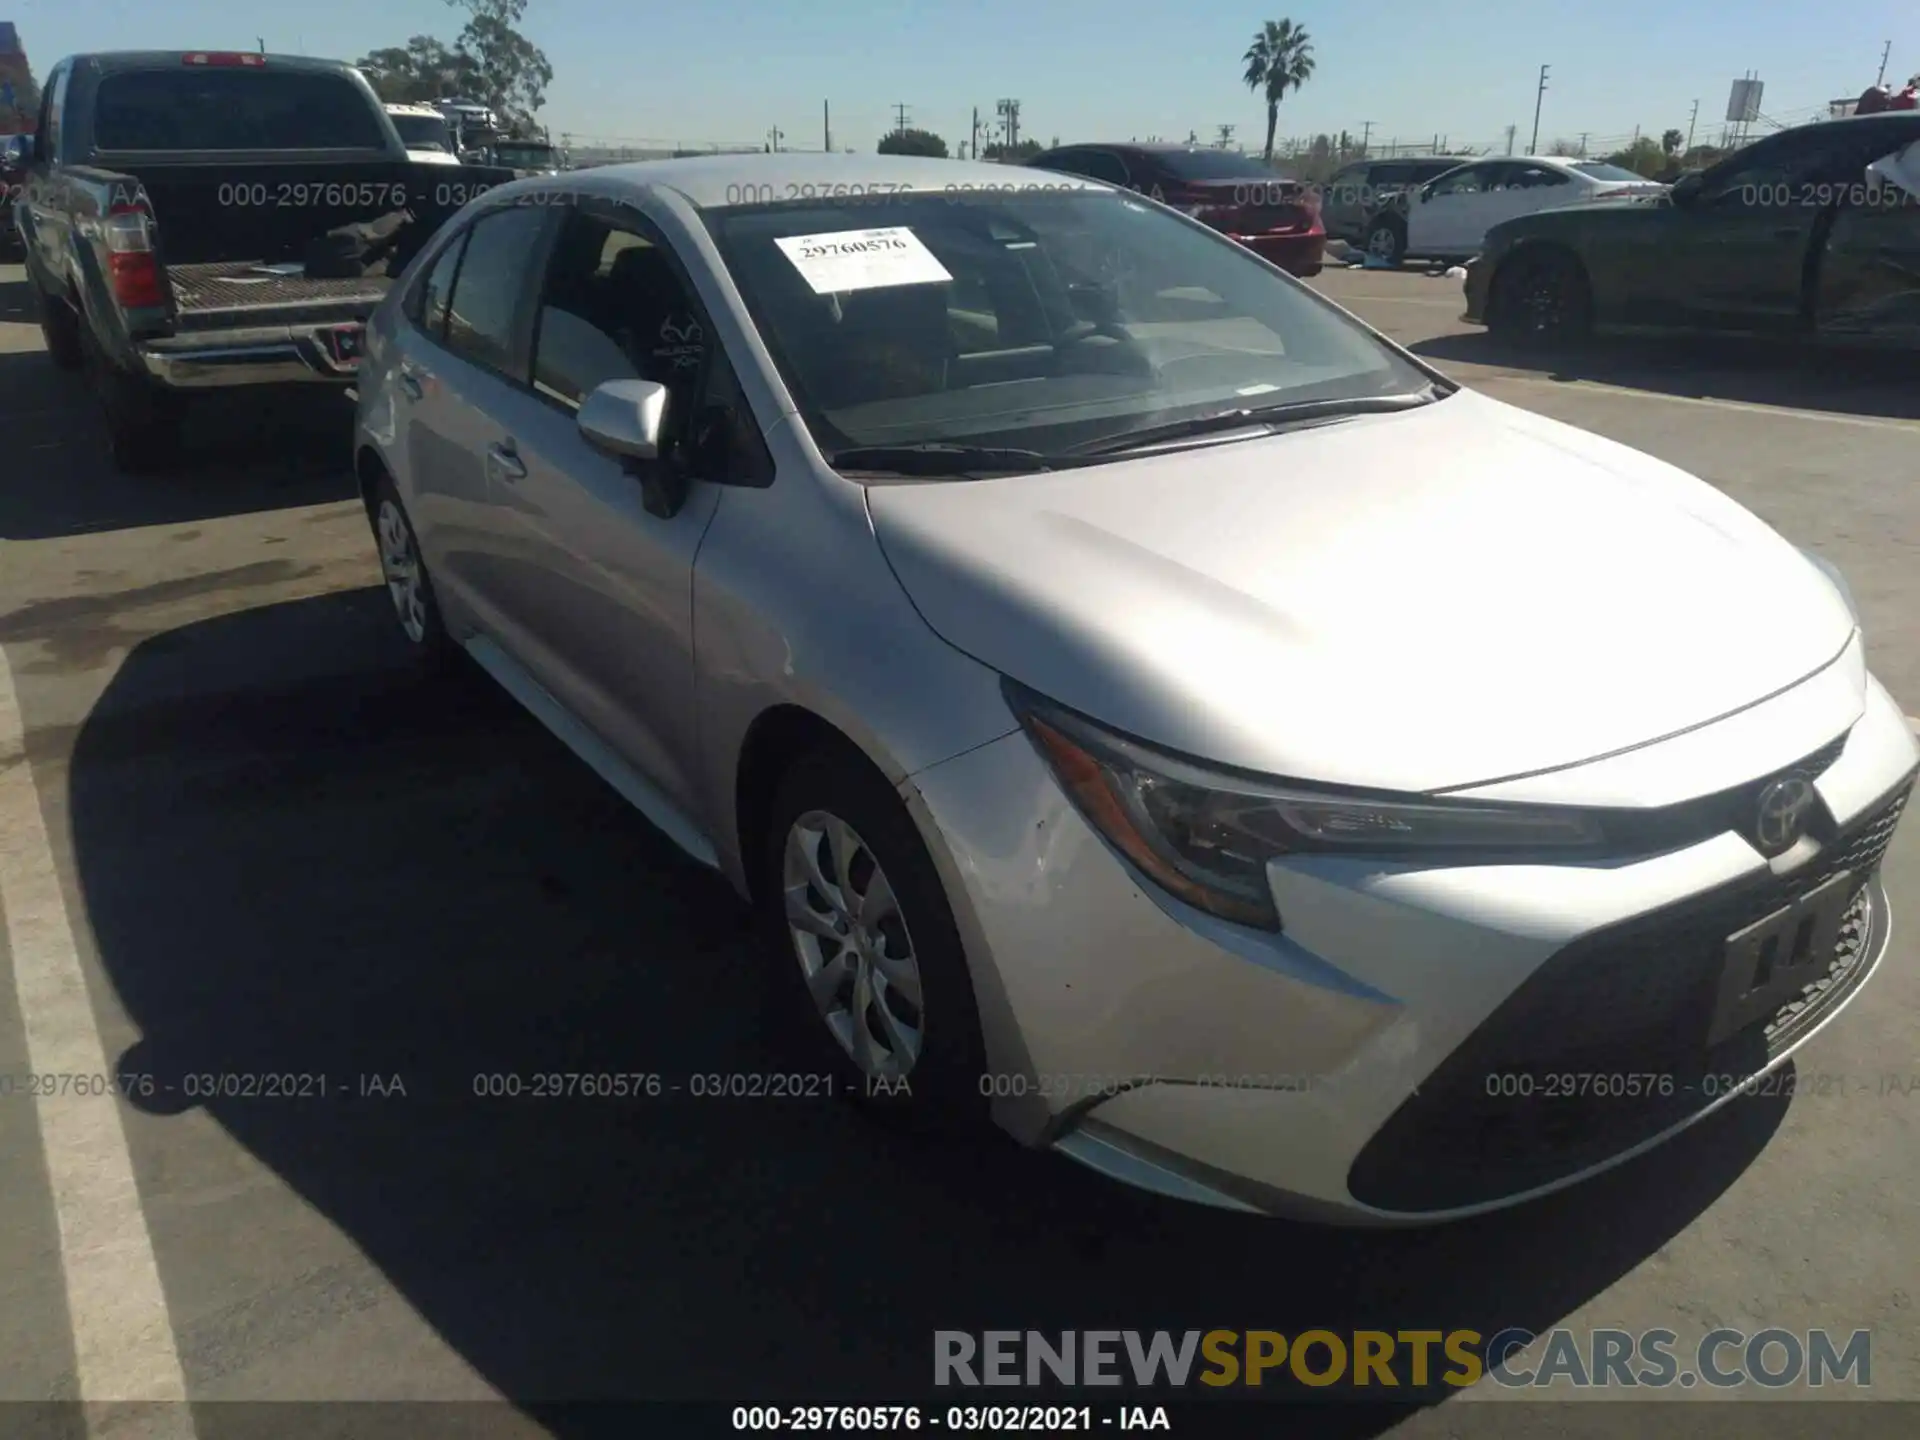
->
[80,325,184,473]
[34,287,84,372]
[1489,249,1593,345]
[369,477,459,670]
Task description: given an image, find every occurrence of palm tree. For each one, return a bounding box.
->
[1242,20,1316,164]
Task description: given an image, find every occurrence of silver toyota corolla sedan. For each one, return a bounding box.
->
[352,154,1918,1223]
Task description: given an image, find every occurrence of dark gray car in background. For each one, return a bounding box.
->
[1320,155,1471,243]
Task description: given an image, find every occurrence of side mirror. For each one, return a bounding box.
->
[579,378,687,518]
[578,378,667,461]
[1670,170,1704,205]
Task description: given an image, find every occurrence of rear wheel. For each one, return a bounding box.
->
[1488,248,1593,345]
[1363,214,1406,267]
[80,322,183,473]
[367,473,460,671]
[760,745,990,1134]
[34,284,83,372]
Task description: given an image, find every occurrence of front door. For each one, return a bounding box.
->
[1406,161,1493,255]
[1661,130,1875,334]
[480,201,735,817]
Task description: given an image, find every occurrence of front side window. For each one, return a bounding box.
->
[1077,151,1131,186]
[440,205,550,376]
[1428,165,1489,197]
[1571,161,1651,184]
[703,188,1429,462]
[408,232,467,335]
[1153,149,1281,182]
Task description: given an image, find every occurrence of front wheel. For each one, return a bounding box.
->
[760,745,990,1133]
[1488,249,1593,345]
[1362,215,1406,267]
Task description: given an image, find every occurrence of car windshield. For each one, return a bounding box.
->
[1154,148,1285,181]
[1571,162,1651,183]
[702,188,1431,463]
[391,113,453,151]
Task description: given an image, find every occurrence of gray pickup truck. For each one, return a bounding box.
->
[13,50,515,470]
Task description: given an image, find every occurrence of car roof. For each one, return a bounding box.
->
[566,152,1104,208]
[384,103,445,116]
[68,50,354,75]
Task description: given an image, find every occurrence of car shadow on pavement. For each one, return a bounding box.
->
[1412,330,1920,423]
[0,341,356,542]
[69,589,1789,1436]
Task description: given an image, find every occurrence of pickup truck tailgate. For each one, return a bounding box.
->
[167,261,389,330]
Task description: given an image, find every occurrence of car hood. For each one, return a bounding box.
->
[867,389,1857,793]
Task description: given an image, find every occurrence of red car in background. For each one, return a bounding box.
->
[1025,142,1325,277]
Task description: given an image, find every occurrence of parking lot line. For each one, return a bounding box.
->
[0,643,196,1434]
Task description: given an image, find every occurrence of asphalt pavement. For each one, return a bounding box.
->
[1,259,1917,1438]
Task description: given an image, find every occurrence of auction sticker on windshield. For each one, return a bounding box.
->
[775,227,953,294]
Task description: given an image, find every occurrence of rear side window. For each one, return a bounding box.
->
[92,69,388,150]
[407,233,467,336]
[441,205,550,377]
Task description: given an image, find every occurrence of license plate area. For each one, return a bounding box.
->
[319,323,365,369]
[1707,868,1857,1049]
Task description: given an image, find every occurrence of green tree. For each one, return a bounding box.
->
[1660,128,1683,157]
[878,127,949,157]
[356,0,552,137]
[1603,136,1667,178]
[981,138,1042,161]
[1242,19,1315,164]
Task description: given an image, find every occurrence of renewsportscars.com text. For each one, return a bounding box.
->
[933,1328,1871,1390]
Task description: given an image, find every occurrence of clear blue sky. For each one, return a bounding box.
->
[10,0,1916,154]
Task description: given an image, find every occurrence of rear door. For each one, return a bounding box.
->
[394,201,557,638]
[1321,161,1373,237]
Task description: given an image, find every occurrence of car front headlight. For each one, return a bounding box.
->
[1006,682,1606,931]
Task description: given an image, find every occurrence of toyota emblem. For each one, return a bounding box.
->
[1753,776,1817,854]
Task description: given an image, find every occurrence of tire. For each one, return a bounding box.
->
[1488,248,1593,345]
[34,283,84,372]
[1362,214,1406,267]
[759,744,990,1134]
[79,320,183,472]
[366,472,461,671]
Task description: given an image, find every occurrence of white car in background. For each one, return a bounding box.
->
[384,103,463,166]
[1365,156,1666,266]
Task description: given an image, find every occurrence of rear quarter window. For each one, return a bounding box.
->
[93,68,387,150]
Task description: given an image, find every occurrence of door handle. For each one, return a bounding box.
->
[487,441,527,482]
[398,371,424,400]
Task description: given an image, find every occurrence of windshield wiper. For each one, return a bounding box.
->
[1067,386,1447,458]
[827,443,1057,476]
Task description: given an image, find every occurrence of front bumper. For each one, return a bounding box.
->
[901,679,1918,1223]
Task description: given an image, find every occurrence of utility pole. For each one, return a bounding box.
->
[1578,131,1588,156]
[1359,119,1373,155]
[1878,39,1893,87]
[1215,122,1235,148]
[1686,99,1698,153]
[970,106,979,159]
[997,98,1021,152]
[1504,123,1516,155]
[823,101,830,153]
[256,37,265,54]
[1529,63,1549,155]
[892,103,910,136]
[768,125,783,152]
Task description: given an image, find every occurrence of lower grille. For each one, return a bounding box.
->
[1346,774,1912,1213]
